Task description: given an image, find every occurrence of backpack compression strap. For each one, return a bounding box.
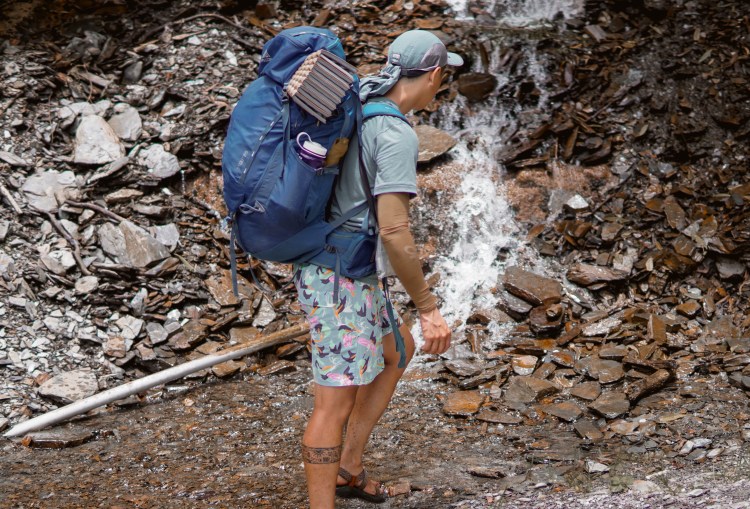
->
[356,101,411,368]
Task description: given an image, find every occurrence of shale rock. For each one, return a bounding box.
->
[74,115,124,165]
[38,369,98,404]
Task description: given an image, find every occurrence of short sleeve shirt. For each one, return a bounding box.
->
[329,97,418,232]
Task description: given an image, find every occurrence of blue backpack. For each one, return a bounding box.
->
[221,26,409,365]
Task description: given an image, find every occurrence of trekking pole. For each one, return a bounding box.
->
[3,323,310,439]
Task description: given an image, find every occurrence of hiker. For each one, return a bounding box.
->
[295,30,463,507]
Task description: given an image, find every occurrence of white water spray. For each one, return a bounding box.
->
[444,0,584,27]
[419,0,585,341]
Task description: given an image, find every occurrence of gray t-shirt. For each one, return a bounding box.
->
[329,97,418,232]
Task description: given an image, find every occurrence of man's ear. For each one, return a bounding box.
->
[429,67,442,85]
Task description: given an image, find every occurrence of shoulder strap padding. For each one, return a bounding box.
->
[362,102,409,124]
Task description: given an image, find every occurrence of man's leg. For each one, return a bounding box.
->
[338,323,415,492]
[303,384,358,509]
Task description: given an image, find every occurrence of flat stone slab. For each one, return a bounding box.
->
[414,124,457,162]
[574,419,604,441]
[541,401,582,422]
[74,115,124,164]
[588,391,630,419]
[443,390,484,416]
[38,369,98,404]
[21,170,78,212]
[22,429,94,448]
[511,355,538,376]
[503,266,562,306]
[567,263,629,286]
[504,376,560,404]
[570,381,602,401]
[99,220,171,268]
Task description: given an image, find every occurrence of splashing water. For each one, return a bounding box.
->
[414,0,585,344]
[443,0,584,27]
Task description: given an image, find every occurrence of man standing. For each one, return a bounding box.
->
[294,30,463,508]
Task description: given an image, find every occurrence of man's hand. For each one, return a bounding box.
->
[419,307,451,354]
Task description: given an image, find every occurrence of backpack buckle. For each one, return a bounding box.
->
[239,200,265,214]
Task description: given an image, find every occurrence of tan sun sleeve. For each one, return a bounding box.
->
[376,192,437,313]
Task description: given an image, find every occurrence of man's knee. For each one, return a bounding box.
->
[312,386,358,423]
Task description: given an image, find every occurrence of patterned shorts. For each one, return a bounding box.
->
[293,263,402,386]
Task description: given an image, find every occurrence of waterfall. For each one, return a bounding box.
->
[415,0,586,347]
[444,0,585,26]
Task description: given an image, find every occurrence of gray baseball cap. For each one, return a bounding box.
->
[388,30,464,76]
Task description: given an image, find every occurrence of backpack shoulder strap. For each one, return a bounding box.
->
[362,102,409,124]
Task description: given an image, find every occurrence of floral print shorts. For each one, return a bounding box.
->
[294,263,402,386]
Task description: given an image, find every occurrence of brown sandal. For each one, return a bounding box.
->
[336,467,387,504]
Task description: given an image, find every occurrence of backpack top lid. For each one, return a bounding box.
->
[259,26,347,85]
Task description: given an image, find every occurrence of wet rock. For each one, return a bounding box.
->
[511,355,538,375]
[693,316,740,352]
[549,349,576,368]
[414,125,457,163]
[567,263,629,286]
[457,72,497,102]
[715,256,746,280]
[74,115,124,165]
[137,144,181,179]
[498,290,533,320]
[38,369,98,404]
[582,316,622,337]
[574,419,604,441]
[108,104,142,141]
[576,356,624,383]
[476,409,523,424]
[675,300,701,317]
[386,480,411,497]
[21,170,78,212]
[588,391,630,419]
[504,376,559,404]
[445,359,485,377]
[541,401,582,422]
[257,360,295,376]
[503,266,562,306]
[22,430,94,448]
[168,320,208,351]
[442,390,484,416]
[598,345,629,360]
[570,381,602,401]
[625,369,672,401]
[99,220,171,268]
[529,303,564,336]
[212,360,243,378]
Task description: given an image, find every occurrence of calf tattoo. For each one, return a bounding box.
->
[301,444,342,464]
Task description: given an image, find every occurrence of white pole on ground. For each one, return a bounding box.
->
[3,324,309,439]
